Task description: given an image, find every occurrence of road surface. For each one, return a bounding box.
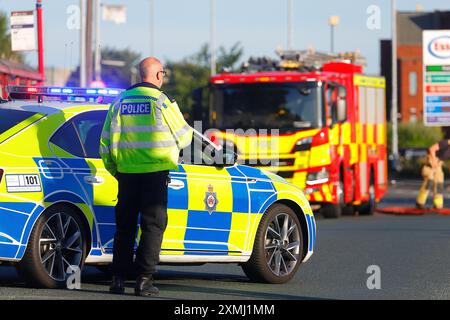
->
[1,180,449,300]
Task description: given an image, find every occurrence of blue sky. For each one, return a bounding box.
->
[1,0,449,74]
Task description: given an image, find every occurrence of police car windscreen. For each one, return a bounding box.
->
[0,109,37,135]
[212,82,322,132]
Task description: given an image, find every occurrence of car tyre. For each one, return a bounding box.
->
[358,183,376,216]
[17,204,87,288]
[242,204,304,284]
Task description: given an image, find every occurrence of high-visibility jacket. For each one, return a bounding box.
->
[99,82,193,175]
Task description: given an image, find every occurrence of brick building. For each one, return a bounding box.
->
[381,10,450,123]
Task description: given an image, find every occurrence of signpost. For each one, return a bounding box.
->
[10,11,36,52]
[423,30,450,126]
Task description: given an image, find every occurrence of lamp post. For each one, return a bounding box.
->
[210,0,216,76]
[391,0,399,168]
[287,0,293,50]
[149,0,154,56]
[329,16,340,54]
[80,0,86,87]
[94,0,101,82]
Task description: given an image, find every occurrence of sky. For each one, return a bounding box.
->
[1,0,449,75]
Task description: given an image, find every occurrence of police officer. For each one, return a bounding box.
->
[100,57,193,296]
[416,139,450,210]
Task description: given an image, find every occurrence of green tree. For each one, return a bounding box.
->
[0,11,24,62]
[387,122,443,150]
[187,42,243,72]
[164,42,244,113]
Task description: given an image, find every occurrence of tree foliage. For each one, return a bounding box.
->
[387,122,444,150]
[164,42,244,113]
[0,11,24,62]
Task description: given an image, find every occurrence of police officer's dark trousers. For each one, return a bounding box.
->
[113,171,169,278]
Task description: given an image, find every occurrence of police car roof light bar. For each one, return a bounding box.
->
[6,85,124,103]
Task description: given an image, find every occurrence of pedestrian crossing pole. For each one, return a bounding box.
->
[36,0,45,81]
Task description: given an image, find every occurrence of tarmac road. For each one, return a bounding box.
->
[1,180,450,300]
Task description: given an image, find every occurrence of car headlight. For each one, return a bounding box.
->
[292,137,313,152]
[306,168,329,186]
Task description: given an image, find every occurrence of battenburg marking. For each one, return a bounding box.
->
[204,184,219,214]
[120,102,152,115]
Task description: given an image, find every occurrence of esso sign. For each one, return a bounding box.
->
[428,36,450,59]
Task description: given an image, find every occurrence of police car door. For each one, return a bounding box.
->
[71,110,118,254]
[164,133,248,256]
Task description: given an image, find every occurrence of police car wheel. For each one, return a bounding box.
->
[17,205,87,289]
[242,204,303,284]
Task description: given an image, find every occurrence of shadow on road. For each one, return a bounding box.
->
[80,269,325,300]
[155,283,324,300]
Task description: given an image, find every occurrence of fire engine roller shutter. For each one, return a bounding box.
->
[358,86,368,196]
[376,87,386,186]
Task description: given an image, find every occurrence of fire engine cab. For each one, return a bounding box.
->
[194,49,388,218]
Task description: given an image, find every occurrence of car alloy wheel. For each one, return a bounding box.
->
[264,213,301,277]
[39,212,84,282]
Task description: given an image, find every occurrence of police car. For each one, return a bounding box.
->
[0,86,316,288]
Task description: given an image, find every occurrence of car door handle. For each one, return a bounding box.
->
[84,176,104,185]
[169,179,185,190]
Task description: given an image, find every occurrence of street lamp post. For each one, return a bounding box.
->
[94,0,101,82]
[210,0,216,76]
[329,16,340,54]
[287,0,293,50]
[149,0,154,56]
[80,0,86,87]
[391,0,399,168]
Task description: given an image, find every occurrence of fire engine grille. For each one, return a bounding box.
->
[276,171,295,179]
[238,158,295,167]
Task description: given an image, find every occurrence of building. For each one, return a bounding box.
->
[45,67,73,87]
[381,10,450,123]
[0,59,43,99]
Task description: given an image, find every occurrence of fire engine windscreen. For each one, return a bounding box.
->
[211,82,323,132]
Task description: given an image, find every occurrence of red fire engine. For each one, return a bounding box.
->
[194,50,388,218]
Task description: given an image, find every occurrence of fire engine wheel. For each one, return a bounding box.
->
[358,184,376,216]
[242,204,303,284]
[321,180,344,219]
[321,203,342,219]
[341,178,355,216]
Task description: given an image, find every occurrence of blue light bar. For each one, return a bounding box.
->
[6,86,124,102]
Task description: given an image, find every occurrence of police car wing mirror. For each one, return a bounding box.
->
[217,150,238,168]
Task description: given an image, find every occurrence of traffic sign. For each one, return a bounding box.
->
[423,30,450,126]
[10,11,36,52]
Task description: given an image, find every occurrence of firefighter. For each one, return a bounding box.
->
[100,57,193,297]
[416,139,450,210]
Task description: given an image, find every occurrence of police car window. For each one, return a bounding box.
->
[0,109,37,135]
[50,122,85,157]
[50,111,107,159]
[179,134,231,167]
